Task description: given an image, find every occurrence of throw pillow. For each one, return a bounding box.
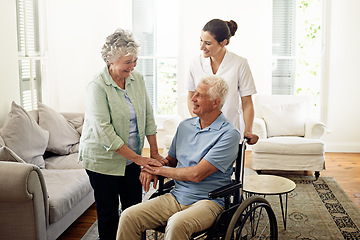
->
[261,102,306,137]
[0,135,5,147]
[0,146,26,163]
[0,101,49,168]
[38,102,80,155]
[68,116,84,135]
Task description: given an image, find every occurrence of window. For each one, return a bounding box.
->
[16,0,45,111]
[272,0,324,118]
[132,0,179,115]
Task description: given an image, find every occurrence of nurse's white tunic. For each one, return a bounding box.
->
[186,50,257,135]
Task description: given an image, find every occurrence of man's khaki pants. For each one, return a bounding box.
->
[116,193,223,240]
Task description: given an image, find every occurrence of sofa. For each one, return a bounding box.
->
[250,94,326,178]
[0,101,94,240]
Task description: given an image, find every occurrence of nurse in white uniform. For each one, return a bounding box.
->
[186,19,258,145]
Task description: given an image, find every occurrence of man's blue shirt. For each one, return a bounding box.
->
[168,113,241,207]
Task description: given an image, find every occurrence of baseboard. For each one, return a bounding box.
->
[325,142,360,153]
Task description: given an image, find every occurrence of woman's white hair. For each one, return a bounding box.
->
[101,28,140,66]
[200,75,229,109]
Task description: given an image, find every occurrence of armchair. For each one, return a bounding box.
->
[251,94,326,179]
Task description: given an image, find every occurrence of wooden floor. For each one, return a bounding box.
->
[58,151,360,240]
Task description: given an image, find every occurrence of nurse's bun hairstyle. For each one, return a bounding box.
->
[202,19,238,45]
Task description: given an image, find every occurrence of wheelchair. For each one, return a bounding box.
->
[142,139,278,240]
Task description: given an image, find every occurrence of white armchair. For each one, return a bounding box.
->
[251,95,326,179]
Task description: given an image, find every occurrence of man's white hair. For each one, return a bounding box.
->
[200,75,229,109]
[101,28,140,66]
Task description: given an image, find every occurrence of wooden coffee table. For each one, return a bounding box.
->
[243,174,296,229]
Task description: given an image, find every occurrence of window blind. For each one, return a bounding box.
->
[132,0,179,115]
[16,0,43,111]
[272,0,296,95]
[133,0,156,108]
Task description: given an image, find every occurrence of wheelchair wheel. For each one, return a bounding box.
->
[224,196,278,240]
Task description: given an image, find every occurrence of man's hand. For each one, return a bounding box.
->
[142,158,218,183]
[139,170,158,192]
[142,165,166,176]
[244,132,259,145]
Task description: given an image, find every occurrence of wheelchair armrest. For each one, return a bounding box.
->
[208,182,242,199]
[149,177,175,199]
[163,179,175,189]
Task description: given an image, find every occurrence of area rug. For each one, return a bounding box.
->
[81,176,360,239]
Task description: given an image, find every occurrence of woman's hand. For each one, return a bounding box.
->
[139,170,158,192]
[150,152,169,166]
[116,145,162,169]
[134,156,163,170]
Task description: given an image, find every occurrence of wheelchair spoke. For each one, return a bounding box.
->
[240,205,273,239]
[225,196,278,240]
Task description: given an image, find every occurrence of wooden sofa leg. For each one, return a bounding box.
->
[315,171,320,180]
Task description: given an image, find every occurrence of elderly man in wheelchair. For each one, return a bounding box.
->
[116,75,277,240]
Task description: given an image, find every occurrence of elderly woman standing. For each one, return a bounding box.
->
[79,28,164,240]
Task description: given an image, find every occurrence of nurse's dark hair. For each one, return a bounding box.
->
[202,19,238,45]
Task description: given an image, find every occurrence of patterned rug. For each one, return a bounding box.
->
[81,176,360,239]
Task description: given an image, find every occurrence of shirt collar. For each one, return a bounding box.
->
[202,49,229,69]
[191,112,228,131]
[102,66,135,89]
[203,55,211,67]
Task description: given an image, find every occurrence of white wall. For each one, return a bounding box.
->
[322,0,360,152]
[177,0,272,102]
[45,0,132,112]
[0,1,20,127]
[1,0,359,152]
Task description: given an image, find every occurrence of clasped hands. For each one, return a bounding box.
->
[138,152,169,192]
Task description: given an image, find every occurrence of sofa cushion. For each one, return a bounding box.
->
[0,146,26,163]
[261,102,306,137]
[41,169,93,224]
[0,102,49,168]
[251,136,325,155]
[45,153,82,169]
[38,102,80,155]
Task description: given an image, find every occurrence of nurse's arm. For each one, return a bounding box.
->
[241,95,255,135]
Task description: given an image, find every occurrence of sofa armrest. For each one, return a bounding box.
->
[253,118,267,139]
[0,162,49,239]
[304,120,326,139]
